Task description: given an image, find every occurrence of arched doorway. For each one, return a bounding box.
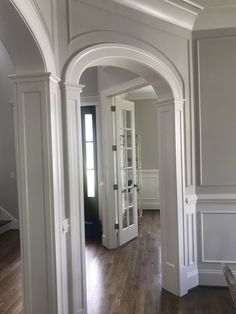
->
[0,1,64,313]
[62,43,198,313]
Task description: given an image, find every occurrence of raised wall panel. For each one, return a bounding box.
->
[197,37,236,186]
[200,211,236,263]
[197,195,236,286]
[13,75,65,314]
[21,90,49,314]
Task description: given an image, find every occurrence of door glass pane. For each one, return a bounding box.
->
[123,209,128,229]
[129,207,134,225]
[122,189,128,208]
[120,130,126,149]
[85,114,93,141]
[86,143,94,169]
[128,169,133,187]
[127,149,133,167]
[121,109,126,128]
[128,188,134,206]
[127,130,132,148]
[126,110,131,128]
[120,149,127,168]
[87,170,95,197]
[121,170,127,188]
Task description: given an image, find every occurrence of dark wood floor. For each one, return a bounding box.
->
[0,213,235,313]
[86,211,236,314]
[0,230,22,314]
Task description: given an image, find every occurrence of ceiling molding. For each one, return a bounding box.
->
[163,0,203,15]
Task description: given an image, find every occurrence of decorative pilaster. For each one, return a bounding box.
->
[62,83,87,314]
[11,73,65,314]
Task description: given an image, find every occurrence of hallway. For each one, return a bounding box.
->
[0,213,235,313]
[85,211,235,314]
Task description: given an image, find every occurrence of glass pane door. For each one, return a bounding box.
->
[114,97,138,246]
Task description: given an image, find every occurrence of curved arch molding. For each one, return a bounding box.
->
[11,0,56,74]
[64,43,184,100]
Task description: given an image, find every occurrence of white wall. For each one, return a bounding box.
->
[80,67,98,97]
[194,29,236,285]
[97,67,137,91]
[134,99,160,210]
[135,99,158,169]
[0,40,18,220]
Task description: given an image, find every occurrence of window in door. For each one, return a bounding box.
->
[81,106,100,238]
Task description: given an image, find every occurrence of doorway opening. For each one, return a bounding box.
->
[81,105,101,241]
[79,66,163,312]
[63,43,197,313]
[0,39,22,313]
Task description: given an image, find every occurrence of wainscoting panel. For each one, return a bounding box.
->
[140,169,160,210]
[200,211,236,263]
[197,194,236,286]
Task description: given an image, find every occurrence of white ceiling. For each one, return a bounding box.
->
[112,0,236,30]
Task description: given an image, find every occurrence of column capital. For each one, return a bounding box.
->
[9,72,60,84]
[61,82,85,93]
[154,98,185,109]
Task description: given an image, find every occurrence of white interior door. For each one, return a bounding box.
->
[113,96,138,246]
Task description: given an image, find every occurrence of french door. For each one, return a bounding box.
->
[113,96,138,246]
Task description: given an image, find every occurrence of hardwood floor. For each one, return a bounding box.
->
[86,211,236,314]
[0,213,235,313]
[0,230,22,314]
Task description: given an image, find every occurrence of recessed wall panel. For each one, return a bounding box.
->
[198,37,236,186]
[201,211,236,263]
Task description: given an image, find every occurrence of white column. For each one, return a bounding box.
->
[156,98,198,296]
[62,83,87,314]
[11,73,67,314]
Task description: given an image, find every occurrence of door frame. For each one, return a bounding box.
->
[62,43,197,313]
[100,77,150,249]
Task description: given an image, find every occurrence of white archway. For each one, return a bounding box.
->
[11,0,56,74]
[0,2,64,313]
[62,43,198,313]
[65,43,183,100]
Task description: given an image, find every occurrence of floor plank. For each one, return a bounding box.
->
[0,213,235,313]
[0,230,23,314]
[86,211,236,314]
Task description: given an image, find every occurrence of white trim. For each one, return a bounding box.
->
[64,44,184,100]
[63,42,191,302]
[197,194,236,204]
[9,73,60,84]
[199,269,236,287]
[80,96,99,104]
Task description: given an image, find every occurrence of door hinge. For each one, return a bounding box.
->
[113,184,118,190]
[62,218,70,234]
[112,145,117,151]
[114,223,119,230]
[111,105,116,112]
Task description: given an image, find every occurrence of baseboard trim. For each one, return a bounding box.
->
[141,200,160,210]
[187,270,199,289]
[198,269,236,286]
[0,205,19,230]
